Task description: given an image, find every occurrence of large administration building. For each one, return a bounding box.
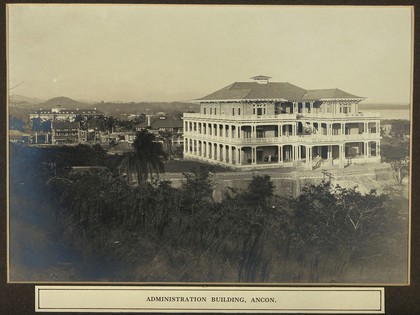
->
[183,76,381,169]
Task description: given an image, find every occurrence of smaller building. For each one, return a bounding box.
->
[137,115,184,146]
[51,121,87,144]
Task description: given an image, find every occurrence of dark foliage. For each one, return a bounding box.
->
[9,143,408,283]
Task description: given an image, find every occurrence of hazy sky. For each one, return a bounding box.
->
[8,5,412,104]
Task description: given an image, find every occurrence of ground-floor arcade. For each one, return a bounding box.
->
[183,138,381,169]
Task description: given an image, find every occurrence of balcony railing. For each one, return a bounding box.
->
[299,112,380,118]
[183,111,380,120]
[183,113,297,121]
[183,132,381,144]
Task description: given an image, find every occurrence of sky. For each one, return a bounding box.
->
[8,5,413,104]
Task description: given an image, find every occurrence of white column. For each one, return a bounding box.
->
[229,146,233,164]
[339,144,344,168]
[278,145,282,163]
[252,147,257,164]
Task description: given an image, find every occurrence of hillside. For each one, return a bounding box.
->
[9,95,45,105]
[42,96,89,108]
[86,101,200,116]
[9,95,88,110]
[9,95,200,116]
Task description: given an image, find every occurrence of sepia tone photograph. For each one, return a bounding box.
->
[7,4,412,285]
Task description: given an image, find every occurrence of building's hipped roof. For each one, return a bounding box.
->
[198,82,307,102]
[301,88,364,101]
[196,80,364,102]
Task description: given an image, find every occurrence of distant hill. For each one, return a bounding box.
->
[9,95,89,110]
[9,95,45,106]
[42,96,89,108]
[9,95,200,116]
[86,101,200,116]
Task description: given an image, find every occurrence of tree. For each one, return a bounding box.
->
[180,167,214,214]
[244,175,274,205]
[389,120,410,139]
[289,180,391,280]
[381,143,409,184]
[119,129,166,184]
[158,130,175,160]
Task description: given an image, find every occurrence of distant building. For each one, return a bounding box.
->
[30,106,104,127]
[137,115,184,146]
[99,132,136,144]
[183,76,381,169]
[51,121,87,144]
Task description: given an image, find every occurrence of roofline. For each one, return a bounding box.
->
[192,98,288,103]
[318,97,366,101]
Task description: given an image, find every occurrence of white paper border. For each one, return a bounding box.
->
[35,286,384,313]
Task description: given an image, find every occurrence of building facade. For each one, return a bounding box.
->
[30,107,103,125]
[137,115,184,146]
[51,121,87,144]
[183,76,381,170]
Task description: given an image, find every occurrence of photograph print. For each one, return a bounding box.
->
[7,4,412,284]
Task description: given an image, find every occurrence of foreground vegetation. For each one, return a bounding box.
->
[9,142,408,283]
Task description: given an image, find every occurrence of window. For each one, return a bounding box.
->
[204,107,206,115]
[210,108,212,115]
[215,108,217,115]
[232,108,235,116]
[238,108,241,115]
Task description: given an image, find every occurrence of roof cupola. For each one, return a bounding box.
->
[251,75,271,84]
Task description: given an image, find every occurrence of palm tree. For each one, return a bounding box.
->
[119,129,166,184]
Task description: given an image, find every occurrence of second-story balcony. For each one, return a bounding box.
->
[183,132,381,145]
[183,111,380,122]
[183,113,298,121]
